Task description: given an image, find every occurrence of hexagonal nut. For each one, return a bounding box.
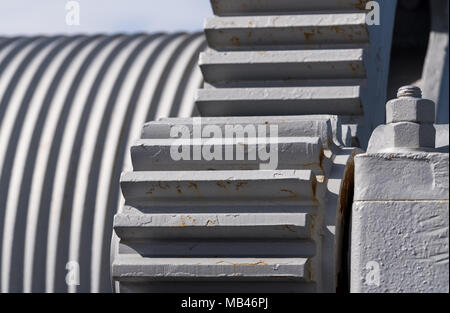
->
[384,122,436,149]
[386,98,435,124]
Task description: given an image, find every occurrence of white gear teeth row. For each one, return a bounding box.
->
[195,1,371,118]
[112,116,357,293]
[195,0,398,151]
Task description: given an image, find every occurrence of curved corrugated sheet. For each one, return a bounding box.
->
[0,33,206,292]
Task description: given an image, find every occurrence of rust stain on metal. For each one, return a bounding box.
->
[349,63,360,72]
[186,216,197,224]
[229,36,241,46]
[158,181,170,190]
[235,181,248,191]
[282,225,296,233]
[304,31,315,41]
[187,181,201,194]
[331,26,345,35]
[280,189,299,198]
[216,181,227,189]
[349,0,368,10]
[308,262,313,281]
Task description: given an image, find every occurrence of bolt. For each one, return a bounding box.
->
[382,85,436,151]
[387,86,435,124]
[396,85,422,98]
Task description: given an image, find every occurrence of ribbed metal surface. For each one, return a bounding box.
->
[112,115,357,293]
[0,33,206,292]
[195,0,398,150]
[196,4,371,117]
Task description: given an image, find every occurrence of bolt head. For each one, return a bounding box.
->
[386,98,435,124]
[384,122,436,149]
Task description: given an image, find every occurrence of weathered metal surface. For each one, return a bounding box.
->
[204,14,370,50]
[368,86,437,152]
[111,115,358,292]
[351,87,449,293]
[195,0,398,150]
[196,86,363,116]
[200,49,367,82]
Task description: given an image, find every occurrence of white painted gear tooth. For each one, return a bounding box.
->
[195,86,363,116]
[204,14,369,49]
[199,49,367,83]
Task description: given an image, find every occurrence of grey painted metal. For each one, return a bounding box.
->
[195,0,398,149]
[351,87,449,293]
[196,86,363,116]
[200,49,367,82]
[112,115,358,292]
[367,86,437,153]
[210,0,371,15]
[203,14,370,50]
[421,0,449,124]
[435,124,449,151]
[141,116,336,143]
[0,33,205,293]
[397,85,422,99]
[130,137,322,171]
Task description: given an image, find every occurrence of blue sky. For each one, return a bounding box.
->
[0,0,212,35]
